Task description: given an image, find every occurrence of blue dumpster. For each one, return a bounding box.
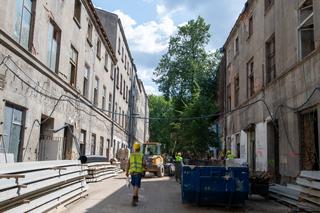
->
[181,165,249,206]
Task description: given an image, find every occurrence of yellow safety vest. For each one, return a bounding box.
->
[176,156,183,162]
[129,153,144,174]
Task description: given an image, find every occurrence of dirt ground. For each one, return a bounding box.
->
[54,174,291,213]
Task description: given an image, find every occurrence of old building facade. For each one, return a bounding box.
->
[220,0,320,183]
[0,0,149,163]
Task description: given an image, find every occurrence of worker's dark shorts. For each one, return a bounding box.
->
[131,173,142,188]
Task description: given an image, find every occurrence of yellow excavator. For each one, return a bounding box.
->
[142,142,164,177]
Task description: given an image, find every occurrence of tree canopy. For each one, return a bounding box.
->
[150,16,221,157]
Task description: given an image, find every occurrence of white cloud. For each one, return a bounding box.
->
[113,10,177,54]
[156,4,167,16]
[137,66,154,82]
[144,85,161,95]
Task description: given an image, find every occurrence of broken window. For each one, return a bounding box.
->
[298,0,315,59]
[83,64,90,98]
[227,83,231,111]
[69,46,78,87]
[108,93,112,117]
[100,136,104,156]
[266,34,276,83]
[80,130,86,156]
[14,0,34,49]
[96,39,101,59]
[234,75,239,107]
[247,59,254,97]
[91,134,96,155]
[93,76,99,106]
[74,0,81,25]
[87,21,93,45]
[47,20,61,73]
[265,0,274,12]
[3,104,25,162]
[102,86,106,111]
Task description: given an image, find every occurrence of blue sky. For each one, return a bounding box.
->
[93,0,247,95]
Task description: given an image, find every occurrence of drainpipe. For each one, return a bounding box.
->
[143,94,148,142]
[110,66,117,158]
[128,66,135,149]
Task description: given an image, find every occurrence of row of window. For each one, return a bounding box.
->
[14,0,132,123]
[118,37,131,76]
[79,130,127,158]
[226,0,315,111]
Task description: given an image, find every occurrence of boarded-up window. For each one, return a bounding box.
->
[108,93,112,117]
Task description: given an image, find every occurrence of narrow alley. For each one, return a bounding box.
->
[55,174,290,213]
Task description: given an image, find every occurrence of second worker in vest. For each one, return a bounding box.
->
[126,143,146,206]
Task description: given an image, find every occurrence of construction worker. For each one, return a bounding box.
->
[126,143,146,206]
[175,152,183,183]
[226,150,235,160]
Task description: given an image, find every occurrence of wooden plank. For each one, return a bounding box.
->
[286,184,304,192]
[300,193,320,206]
[5,181,87,213]
[297,177,320,190]
[300,171,320,181]
[0,174,25,179]
[302,187,320,198]
[0,165,84,191]
[0,160,81,174]
[0,170,87,203]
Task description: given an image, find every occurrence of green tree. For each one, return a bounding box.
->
[148,95,175,154]
[152,16,221,157]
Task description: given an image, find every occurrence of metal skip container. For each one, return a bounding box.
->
[181,163,249,206]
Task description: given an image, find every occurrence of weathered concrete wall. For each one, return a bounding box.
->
[223,0,320,181]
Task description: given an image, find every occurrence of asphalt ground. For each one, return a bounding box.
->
[55,174,291,213]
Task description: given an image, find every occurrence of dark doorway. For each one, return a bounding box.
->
[301,110,319,170]
[267,120,280,183]
[38,115,54,161]
[247,126,256,172]
[63,124,74,160]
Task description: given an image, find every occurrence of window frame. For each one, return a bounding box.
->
[73,0,82,28]
[247,58,254,98]
[69,45,78,87]
[47,19,61,74]
[87,20,93,46]
[266,34,276,84]
[83,64,90,98]
[96,38,101,60]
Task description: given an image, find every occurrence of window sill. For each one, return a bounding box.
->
[73,17,81,29]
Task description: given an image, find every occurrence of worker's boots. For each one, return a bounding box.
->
[132,196,138,206]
